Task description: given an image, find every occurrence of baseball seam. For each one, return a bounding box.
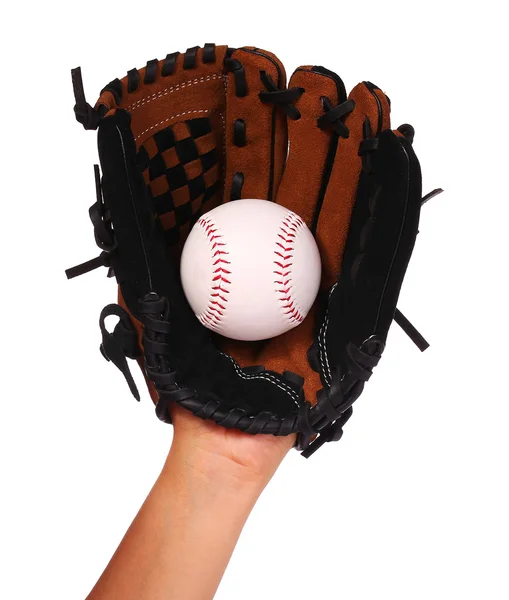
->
[196,216,231,331]
[274,213,306,326]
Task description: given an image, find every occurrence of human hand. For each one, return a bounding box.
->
[167,403,296,491]
[87,403,292,600]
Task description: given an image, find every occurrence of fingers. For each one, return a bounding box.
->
[277,66,391,290]
[276,66,345,226]
[256,68,381,401]
[315,81,391,289]
[223,47,288,202]
[255,71,343,402]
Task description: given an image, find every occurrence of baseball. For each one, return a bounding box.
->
[180,200,321,341]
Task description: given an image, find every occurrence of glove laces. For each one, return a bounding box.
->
[259,71,304,120]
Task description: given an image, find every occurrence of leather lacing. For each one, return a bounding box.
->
[225,57,248,97]
[139,294,196,423]
[71,67,104,131]
[96,294,196,423]
[318,97,356,137]
[71,44,218,131]
[299,338,383,457]
[99,303,142,401]
[99,295,304,436]
[259,71,304,119]
[65,164,116,280]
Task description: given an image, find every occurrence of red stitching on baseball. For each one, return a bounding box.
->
[197,217,231,331]
[276,242,293,251]
[274,213,306,324]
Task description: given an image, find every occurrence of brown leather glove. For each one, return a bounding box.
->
[67,44,439,456]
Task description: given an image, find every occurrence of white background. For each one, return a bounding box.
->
[1,1,508,598]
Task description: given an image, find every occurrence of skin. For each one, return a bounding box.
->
[87,405,296,600]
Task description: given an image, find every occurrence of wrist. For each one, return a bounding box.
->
[164,404,295,494]
[163,436,269,501]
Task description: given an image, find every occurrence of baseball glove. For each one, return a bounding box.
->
[67,44,441,456]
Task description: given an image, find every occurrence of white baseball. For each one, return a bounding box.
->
[180,199,321,341]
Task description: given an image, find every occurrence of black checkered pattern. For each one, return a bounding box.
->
[136,117,221,246]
